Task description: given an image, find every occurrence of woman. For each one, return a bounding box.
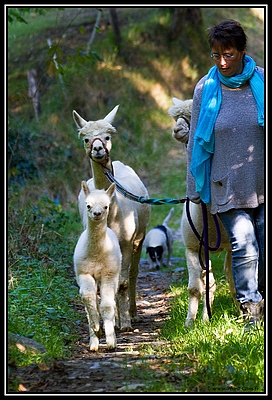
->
[185,19,264,326]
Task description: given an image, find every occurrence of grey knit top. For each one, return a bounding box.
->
[186,66,264,214]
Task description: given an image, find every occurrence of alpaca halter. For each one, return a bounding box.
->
[179,115,191,130]
[89,137,110,165]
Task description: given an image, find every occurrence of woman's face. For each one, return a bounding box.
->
[211,46,246,77]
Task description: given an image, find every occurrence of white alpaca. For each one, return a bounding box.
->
[181,201,235,327]
[168,97,237,327]
[73,182,122,351]
[72,106,151,331]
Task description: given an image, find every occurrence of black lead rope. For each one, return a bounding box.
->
[186,197,221,251]
[186,198,220,320]
[201,201,212,320]
[104,167,221,320]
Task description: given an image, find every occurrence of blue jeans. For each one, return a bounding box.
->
[218,205,264,304]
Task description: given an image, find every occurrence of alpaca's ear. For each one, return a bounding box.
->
[172,97,182,106]
[106,183,116,198]
[103,105,119,124]
[73,110,88,129]
[82,181,90,196]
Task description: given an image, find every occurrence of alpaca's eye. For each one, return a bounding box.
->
[87,205,91,210]
[84,138,89,143]
[105,136,110,141]
[104,206,108,210]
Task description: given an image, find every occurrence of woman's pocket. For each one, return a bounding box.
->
[211,174,233,206]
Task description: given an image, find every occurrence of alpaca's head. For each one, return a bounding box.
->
[72,106,119,162]
[82,181,116,223]
[172,117,190,143]
[168,98,193,144]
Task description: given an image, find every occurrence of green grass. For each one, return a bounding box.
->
[7,6,265,393]
[126,252,265,393]
[8,196,83,361]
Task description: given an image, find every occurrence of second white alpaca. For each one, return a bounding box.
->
[73,182,122,351]
[168,97,237,327]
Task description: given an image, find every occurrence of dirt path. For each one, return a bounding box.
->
[10,258,185,393]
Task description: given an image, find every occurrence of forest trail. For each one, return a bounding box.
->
[9,256,186,394]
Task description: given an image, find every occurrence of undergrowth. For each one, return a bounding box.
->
[127,253,265,393]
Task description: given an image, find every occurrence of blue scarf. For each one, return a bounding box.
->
[190,55,264,204]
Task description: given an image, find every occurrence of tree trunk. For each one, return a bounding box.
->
[108,8,122,56]
[86,9,103,55]
[169,7,203,41]
[27,68,42,121]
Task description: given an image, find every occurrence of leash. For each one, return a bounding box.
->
[186,198,220,320]
[103,167,221,320]
[103,167,187,205]
[201,201,212,320]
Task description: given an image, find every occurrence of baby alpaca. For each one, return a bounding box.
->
[73,182,122,351]
[144,208,175,269]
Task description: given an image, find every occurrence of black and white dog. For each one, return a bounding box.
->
[144,208,174,270]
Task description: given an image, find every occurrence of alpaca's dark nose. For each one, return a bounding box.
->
[93,144,103,152]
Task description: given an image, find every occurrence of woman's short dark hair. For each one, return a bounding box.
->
[207,19,247,51]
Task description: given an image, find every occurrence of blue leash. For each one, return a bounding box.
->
[103,170,187,205]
